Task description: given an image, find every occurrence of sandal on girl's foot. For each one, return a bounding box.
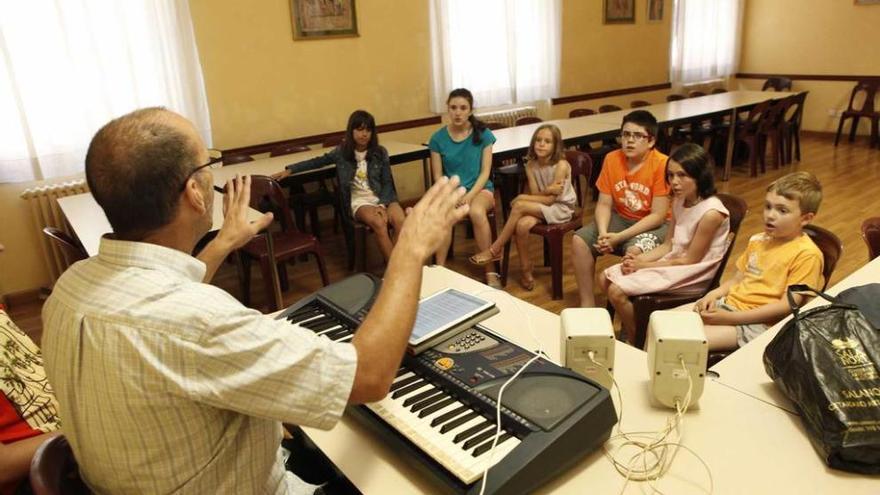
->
[469,247,501,266]
[486,272,503,289]
[519,274,536,291]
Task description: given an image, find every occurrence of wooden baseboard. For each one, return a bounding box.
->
[2,287,49,310]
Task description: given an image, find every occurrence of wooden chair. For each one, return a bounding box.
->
[711,88,728,94]
[485,121,508,130]
[238,175,329,311]
[515,116,542,126]
[781,91,808,163]
[569,108,596,118]
[501,150,592,299]
[29,435,90,495]
[734,99,772,177]
[762,77,793,92]
[346,198,419,272]
[666,94,687,102]
[269,143,310,157]
[834,80,880,148]
[861,217,880,261]
[222,153,255,165]
[630,100,651,108]
[688,91,707,98]
[598,104,622,113]
[803,224,843,291]
[622,193,748,349]
[757,98,789,169]
[42,227,88,266]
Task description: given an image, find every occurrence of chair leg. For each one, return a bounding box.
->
[313,250,330,287]
[309,207,322,239]
[849,116,860,143]
[239,253,252,307]
[358,226,368,273]
[259,258,279,312]
[793,125,801,160]
[278,262,289,292]
[501,242,511,287]
[548,232,564,300]
[834,117,846,146]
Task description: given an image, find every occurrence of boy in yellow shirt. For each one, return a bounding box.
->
[694,171,824,350]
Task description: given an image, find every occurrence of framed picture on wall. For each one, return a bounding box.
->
[604,0,635,24]
[855,0,880,4]
[647,0,664,22]
[290,0,359,40]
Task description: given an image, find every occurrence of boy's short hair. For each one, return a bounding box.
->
[767,171,822,214]
[621,110,659,138]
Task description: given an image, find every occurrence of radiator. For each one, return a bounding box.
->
[475,105,538,128]
[20,179,89,283]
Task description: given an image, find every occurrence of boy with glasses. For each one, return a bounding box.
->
[571,110,670,307]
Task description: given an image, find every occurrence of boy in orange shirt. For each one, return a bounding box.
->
[572,110,670,307]
[693,171,824,350]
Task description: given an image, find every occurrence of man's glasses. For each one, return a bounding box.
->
[180,151,223,191]
[619,130,652,142]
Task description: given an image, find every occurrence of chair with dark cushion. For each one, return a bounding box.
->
[834,80,880,149]
[625,193,748,349]
[238,175,329,312]
[485,121,508,130]
[42,227,88,267]
[285,141,341,239]
[803,224,843,291]
[269,144,310,157]
[598,104,622,114]
[780,91,808,163]
[666,94,687,102]
[568,108,596,118]
[688,91,707,98]
[501,150,592,299]
[630,100,651,108]
[861,217,880,261]
[734,99,772,177]
[762,77,793,92]
[29,435,90,495]
[711,88,728,94]
[222,153,255,165]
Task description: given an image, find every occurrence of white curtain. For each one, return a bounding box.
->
[429,0,561,112]
[669,0,743,86]
[0,0,211,183]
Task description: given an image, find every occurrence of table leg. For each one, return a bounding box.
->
[723,108,737,182]
[422,157,430,191]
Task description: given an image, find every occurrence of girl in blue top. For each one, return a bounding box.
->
[428,88,499,287]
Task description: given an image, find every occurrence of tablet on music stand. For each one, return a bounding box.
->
[407,289,498,354]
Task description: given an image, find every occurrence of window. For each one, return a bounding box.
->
[429,0,561,112]
[0,1,210,183]
[669,0,744,86]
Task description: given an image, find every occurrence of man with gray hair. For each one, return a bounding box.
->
[41,107,470,494]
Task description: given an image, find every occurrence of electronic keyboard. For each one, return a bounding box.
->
[276,273,616,494]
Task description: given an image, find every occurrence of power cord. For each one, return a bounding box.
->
[588,352,714,494]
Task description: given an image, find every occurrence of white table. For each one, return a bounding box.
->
[57,191,261,257]
[302,266,879,493]
[711,255,880,414]
[213,140,431,190]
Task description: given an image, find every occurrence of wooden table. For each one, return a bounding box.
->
[57,191,261,257]
[213,140,431,189]
[710,255,880,414]
[302,266,879,493]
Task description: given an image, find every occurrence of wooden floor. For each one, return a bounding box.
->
[9,133,880,345]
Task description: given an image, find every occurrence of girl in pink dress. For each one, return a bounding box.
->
[600,143,730,340]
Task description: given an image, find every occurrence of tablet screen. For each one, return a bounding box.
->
[410,289,493,345]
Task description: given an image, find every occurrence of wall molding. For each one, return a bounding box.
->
[551,82,672,105]
[736,73,880,83]
[223,115,441,157]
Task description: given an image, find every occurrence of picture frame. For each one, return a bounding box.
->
[855,0,880,4]
[647,0,664,22]
[604,0,635,24]
[290,0,359,40]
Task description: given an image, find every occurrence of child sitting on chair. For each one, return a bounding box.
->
[600,143,730,342]
[469,124,576,290]
[692,171,824,350]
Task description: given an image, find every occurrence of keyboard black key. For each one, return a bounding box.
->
[287,308,321,323]
[453,420,493,444]
[431,405,469,427]
[389,374,420,393]
[440,411,479,434]
[409,391,447,412]
[304,318,338,332]
[403,388,440,408]
[391,380,427,399]
[463,427,500,450]
[395,368,408,378]
[419,397,456,418]
[472,433,513,457]
[324,328,352,341]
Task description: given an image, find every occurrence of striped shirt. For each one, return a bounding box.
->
[41,238,357,494]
